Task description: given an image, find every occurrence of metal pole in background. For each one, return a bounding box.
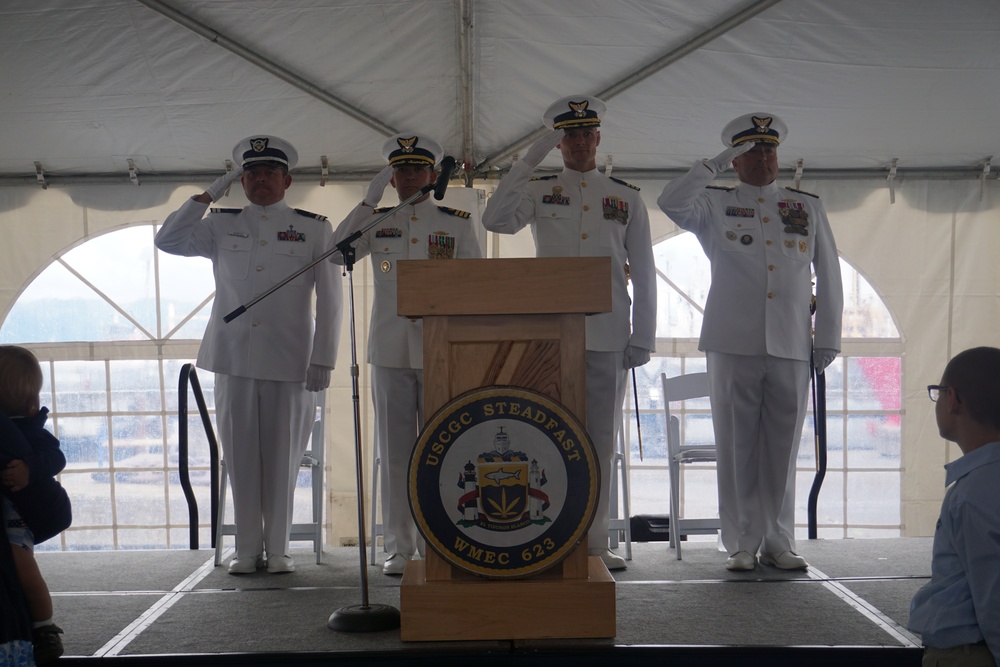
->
[807,352,828,539]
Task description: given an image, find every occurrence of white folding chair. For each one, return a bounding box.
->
[607,422,632,560]
[661,372,719,559]
[215,392,326,566]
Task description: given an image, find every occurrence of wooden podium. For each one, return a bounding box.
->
[396,257,616,641]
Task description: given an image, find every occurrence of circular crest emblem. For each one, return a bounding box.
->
[409,386,599,579]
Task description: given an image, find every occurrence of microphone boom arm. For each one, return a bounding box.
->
[223,180,437,323]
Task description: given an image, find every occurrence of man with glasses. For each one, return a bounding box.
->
[657,114,843,571]
[155,136,343,575]
[910,347,1000,666]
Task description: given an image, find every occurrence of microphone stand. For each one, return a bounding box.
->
[324,184,440,632]
[222,179,441,633]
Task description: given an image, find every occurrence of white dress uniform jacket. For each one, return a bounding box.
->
[333,198,483,368]
[481,161,656,353]
[155,198,343,378]
[656,163,842,359]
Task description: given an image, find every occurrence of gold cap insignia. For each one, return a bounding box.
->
[397,136,417,154]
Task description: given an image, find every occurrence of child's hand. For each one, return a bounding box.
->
[2,459,29,492]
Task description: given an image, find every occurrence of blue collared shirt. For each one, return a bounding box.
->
[908,441,1000,665]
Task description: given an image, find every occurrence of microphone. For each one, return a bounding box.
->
[434,156,457,200]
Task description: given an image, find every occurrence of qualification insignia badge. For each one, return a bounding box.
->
[410,386,599,579]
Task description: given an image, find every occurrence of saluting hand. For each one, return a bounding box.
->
[364,164,395,207]
[522,129,564,168]
[704,142,755,175]
[204,166,245,202]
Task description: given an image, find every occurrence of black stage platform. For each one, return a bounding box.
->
[39,538,929,666]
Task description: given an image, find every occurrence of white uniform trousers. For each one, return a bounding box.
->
[215,374,313,560]
[585,350,628,552]
[372,365,425,558]
[706,351,810,556]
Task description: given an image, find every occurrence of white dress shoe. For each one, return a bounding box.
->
[228,554,264,574]
[589,548,627,571]
[382,553,409,575]
[725,550,757,571]
[266,555,296,574]
[759,550,808,570]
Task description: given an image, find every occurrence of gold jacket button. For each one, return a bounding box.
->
[581,233,589,240]
[767,292,775,299]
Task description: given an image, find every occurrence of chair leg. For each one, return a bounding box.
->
[669,459,682,560]
[369,452,381,566]
[215,460,229,567]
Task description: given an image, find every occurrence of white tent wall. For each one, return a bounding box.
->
[2,175,995,543]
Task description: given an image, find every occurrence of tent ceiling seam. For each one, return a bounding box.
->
[135,0,400,139]
[472,0,786,175]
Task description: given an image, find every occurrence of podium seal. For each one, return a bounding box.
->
[409,386,599,579]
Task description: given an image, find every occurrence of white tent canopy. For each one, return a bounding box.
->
[1,0,999,543]
[2,0,998,183]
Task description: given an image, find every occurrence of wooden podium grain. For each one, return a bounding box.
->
[396,257,616,641]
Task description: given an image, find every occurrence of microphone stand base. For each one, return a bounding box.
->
[327,604,401,633]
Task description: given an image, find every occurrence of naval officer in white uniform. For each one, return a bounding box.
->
[332,134,482,575]
[657,114,843,571]
[481,96,657,571]
[155,136,343,574]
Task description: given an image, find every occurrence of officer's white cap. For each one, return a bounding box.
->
[722,114,787,147]
[233,135,298,169]
[542,95,606,130]
[382,133,443,167]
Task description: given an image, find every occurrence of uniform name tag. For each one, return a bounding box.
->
[725,206,756,218]
[227,231,249,238]
[375,228,403,238]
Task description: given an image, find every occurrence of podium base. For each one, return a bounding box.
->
[399,556,615,641]
[327,604,401,633]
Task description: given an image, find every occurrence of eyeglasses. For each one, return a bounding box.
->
[927,385,950,402]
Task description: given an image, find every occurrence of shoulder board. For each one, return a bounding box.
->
[294,208,328,221]
[437,206,471,219]
[610,176,640,191]
[785,186,819,199]
[530,175,558,181]
[209,207,242,214]
[706,185,734,191]
[373,207,393,214]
